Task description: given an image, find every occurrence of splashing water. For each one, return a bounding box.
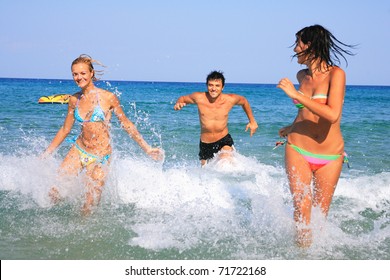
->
[1,146,389,259]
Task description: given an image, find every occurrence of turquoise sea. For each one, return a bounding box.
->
[0,78,389,260]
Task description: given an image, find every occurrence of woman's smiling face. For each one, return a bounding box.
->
[72,62,94,89]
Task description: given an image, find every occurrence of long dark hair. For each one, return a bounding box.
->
[293,25,355,69]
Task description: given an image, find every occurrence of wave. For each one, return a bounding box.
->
[0,151,389,259]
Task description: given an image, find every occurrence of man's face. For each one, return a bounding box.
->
[207,79,224,99]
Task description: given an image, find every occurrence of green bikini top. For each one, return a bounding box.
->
[293,90,328,109]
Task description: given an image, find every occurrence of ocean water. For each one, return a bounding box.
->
[0,78,389,260]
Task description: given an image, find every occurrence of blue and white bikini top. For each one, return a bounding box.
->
[74,91,106,123]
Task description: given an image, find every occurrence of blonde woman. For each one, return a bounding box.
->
[44,54,163,215]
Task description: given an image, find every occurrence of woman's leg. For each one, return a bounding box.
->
[285,144,313,246]
[312,155,343,216]
[49,146,82,203]
[82,161,110,215]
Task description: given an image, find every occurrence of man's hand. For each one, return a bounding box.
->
[245,121,258,136]
[174,102,186,110]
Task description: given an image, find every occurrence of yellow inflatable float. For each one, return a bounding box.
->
[38,94,71,104]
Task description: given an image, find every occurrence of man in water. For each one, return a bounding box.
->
[174,71,258,166]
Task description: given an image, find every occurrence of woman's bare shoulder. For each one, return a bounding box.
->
[68,92,80,107]
[97,88,116,100]
[330,66,345,75]
[296,69,308,82]
[329,66,346,82]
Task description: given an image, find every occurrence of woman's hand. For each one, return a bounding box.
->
[146,147,165,161]
[277,78,299,99]
[278,125,291,138]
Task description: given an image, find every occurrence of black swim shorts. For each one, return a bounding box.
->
[199,133,234,161]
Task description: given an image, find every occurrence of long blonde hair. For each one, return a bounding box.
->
[71,54,106,81]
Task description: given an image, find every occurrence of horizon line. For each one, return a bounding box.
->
[0,76,389,87]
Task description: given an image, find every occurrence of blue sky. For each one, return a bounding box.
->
[1,0,389,85]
